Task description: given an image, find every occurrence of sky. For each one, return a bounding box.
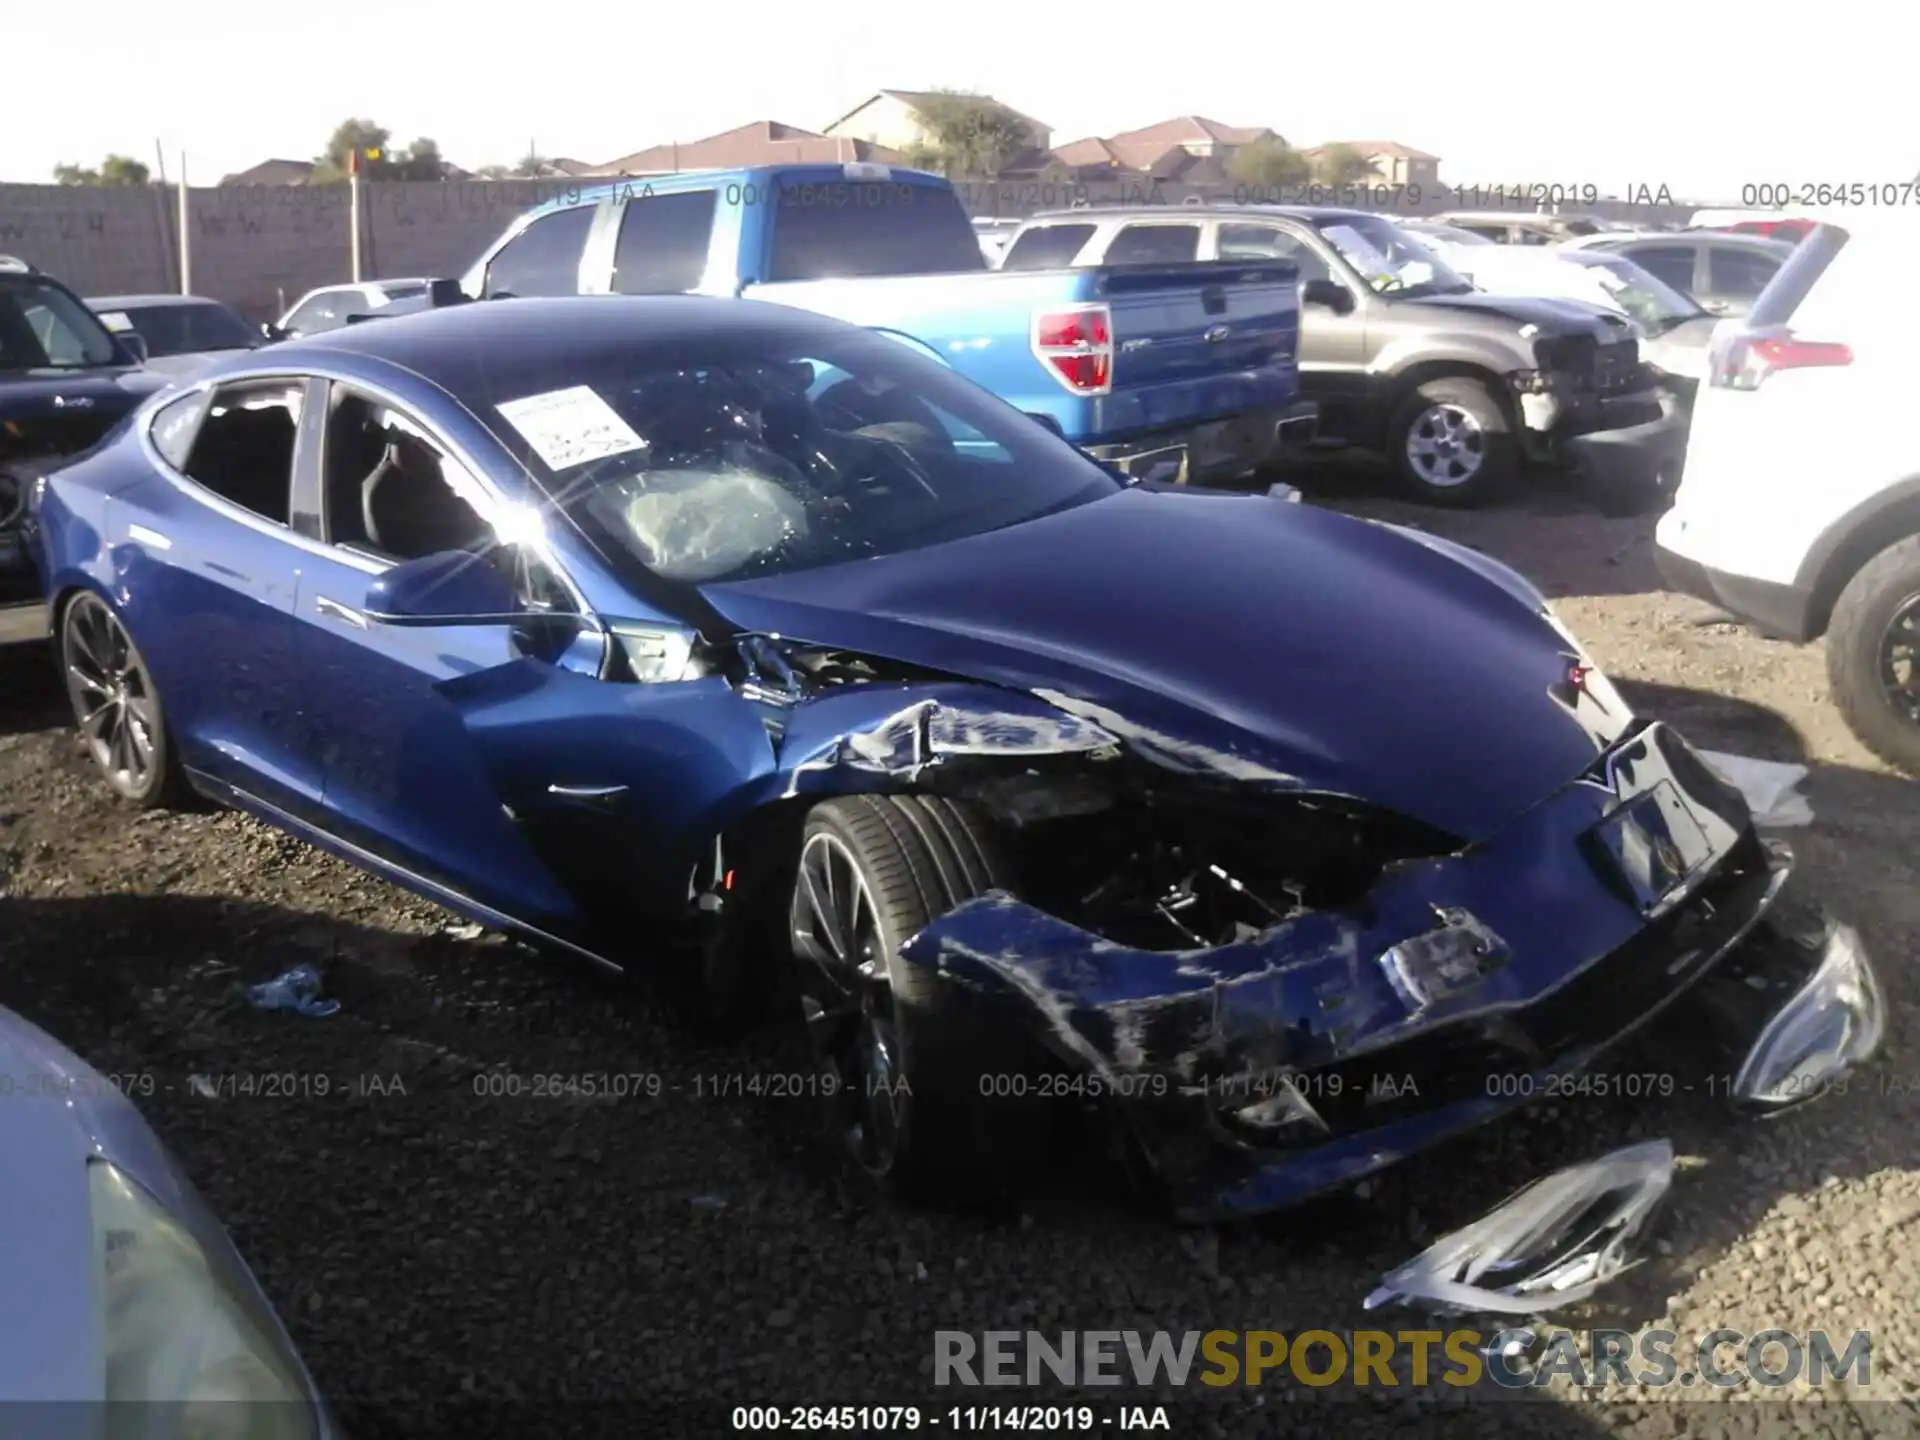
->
[6,1,1906,200]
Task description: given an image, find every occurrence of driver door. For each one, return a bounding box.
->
[1213,221,1368,434]
[290,380,611,931]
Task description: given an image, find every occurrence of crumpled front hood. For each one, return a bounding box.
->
[1406,290,1639,341]
[701,489,1625,840]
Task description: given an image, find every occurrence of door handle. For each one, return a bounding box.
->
[314,595,368,629]
[545,783,630,813]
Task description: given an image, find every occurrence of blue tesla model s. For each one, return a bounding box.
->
[25,294,1882,1256]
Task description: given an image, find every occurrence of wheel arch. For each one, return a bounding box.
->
[1795,474,1920,639]
[1375,357,1517,445]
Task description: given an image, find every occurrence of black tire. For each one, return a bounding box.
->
[788,793,1048,1203]
[1385,376,1518,508]
[59,592,187,808]
[1826,535,1920,775]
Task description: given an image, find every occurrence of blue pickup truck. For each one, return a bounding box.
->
[457,164,1315,483]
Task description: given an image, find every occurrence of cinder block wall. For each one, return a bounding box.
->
[0,181,581,319]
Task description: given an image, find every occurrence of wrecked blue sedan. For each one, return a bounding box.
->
[29,294,1883,1233]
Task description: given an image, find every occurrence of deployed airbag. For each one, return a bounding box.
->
[607,468,808,582]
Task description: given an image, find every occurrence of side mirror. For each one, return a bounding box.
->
[364,550,521,627]
[1302,278,1354,313]
[428,278,469,307]
[117,332,149,364]
[260,321,289,342]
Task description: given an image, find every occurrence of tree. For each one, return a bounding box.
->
[393,137,448,181]
[312,118,393,183]
[1227,139,1310,189]
[898,90,1033,179]
[52,154,150,186]
[1312,143,1380,187]
[477,152,557,180]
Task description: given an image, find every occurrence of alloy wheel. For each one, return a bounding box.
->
[62,596,159,797]
[1876,592,1920,723]
[788,831,905,1177]
[1405,403,1487,488]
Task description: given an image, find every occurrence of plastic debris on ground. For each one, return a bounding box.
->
[1698,750,1813,827]
[245,962,342,1017]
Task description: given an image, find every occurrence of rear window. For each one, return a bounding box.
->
[1748,225,1848,328]
[1000,224,1095,271]
[766,182,985,282]
[1104,223,1200,264]
[613,190,717,294]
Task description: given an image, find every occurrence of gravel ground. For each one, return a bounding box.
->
[3,460,1918,1439]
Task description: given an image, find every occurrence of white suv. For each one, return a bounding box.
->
[1655,211,1920,769]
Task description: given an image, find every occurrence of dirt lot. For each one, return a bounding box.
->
[2,464,1917,1439]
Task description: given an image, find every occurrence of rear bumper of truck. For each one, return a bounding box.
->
[1087,398,1319,485]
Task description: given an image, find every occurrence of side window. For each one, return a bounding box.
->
[149,390,208,469]
[1513,228,1551,246]
[1000,224,1096,271]
[284,294,343,335]
[612,190,717,294]
[1707,246,1781,300]
[178,382,302,524]
[1456,223,1508,243]
[484,204,597,298]
[1217,224,1330,281]
[1624,245,1698,293]
[1105,223,1200,265]
[319,387,492,563]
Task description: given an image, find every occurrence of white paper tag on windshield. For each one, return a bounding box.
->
[97,311,134,333]
[495,385,646,471]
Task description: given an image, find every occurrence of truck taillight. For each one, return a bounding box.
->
[1032,304,1113,395]
[1710,327,1852,391]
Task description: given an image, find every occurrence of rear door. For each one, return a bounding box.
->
[110,378,319,814]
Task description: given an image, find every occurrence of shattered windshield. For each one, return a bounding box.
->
[0,277,122,371]
[487,332,1119,585]
[1564,254,1705,335]
[1315,215,1474,297]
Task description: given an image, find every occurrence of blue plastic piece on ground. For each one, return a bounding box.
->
[246,962,341,1017]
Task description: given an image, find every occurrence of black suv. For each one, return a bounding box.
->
[1,259,167,642]
[1002,207,1687,508]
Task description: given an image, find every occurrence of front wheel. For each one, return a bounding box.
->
[1827,535,1920,774]
[787,793,1046,1202]
[1386,377,1518,507]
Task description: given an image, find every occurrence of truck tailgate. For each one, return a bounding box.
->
[1098,260,1299,385]
[1089,260,1301,440]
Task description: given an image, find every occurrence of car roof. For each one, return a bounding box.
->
[519,164,950,223]
[1020,204,1375,225]
[87,293,228,308]
[280,294,860,380]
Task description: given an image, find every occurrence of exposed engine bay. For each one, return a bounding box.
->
[712,636,1464,952]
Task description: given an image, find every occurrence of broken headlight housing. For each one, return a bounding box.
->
[609,623,709,684]
[1732,920,1885,1110]
[89,1159,317,1436]
[1363,1139,1674,1316]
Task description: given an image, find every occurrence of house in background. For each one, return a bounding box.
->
[822,90,1052,158]
[1047,116,1283,187]
[1303,141,1441,188]
[590,120,903,177]
[218,158,315,186]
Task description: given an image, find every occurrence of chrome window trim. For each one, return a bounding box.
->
[134,365,612,675]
